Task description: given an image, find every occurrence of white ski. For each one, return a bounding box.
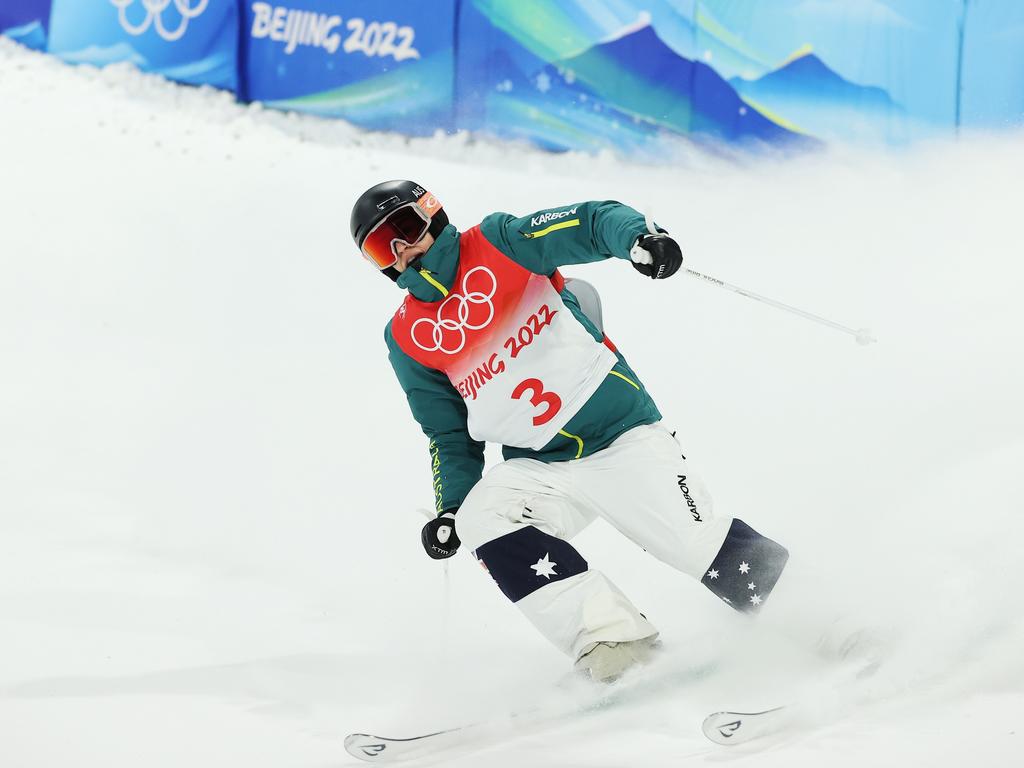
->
[347,705,789,762]
[344,725,478,762]
[344,705,583,763]
[702,706,789,745]
[345,659,721,762]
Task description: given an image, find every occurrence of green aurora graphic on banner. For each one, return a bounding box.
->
[454,0,1024,152]
[5,0,1023,153]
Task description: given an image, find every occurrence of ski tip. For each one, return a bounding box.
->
[344,734,390,762]
[344,727,460,762]
[701,707,786,746]
[702,711,746,745]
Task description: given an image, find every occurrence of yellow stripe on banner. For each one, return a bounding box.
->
[418,269,449,297]
[558,429,584,460]
[523,219,581,239]
[608,370,641,390]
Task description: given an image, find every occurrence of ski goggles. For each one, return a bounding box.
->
[360,199,437,270]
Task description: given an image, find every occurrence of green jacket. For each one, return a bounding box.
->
[385,201,663,514]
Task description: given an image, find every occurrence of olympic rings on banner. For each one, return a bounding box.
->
[110,0,210,42]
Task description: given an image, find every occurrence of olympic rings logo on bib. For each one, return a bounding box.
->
[412,267,497,355]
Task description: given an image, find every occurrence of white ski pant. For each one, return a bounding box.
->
[457,422,736,660]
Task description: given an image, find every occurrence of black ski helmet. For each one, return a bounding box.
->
[350,180,449,281]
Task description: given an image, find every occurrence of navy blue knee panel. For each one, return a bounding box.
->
[474,525,588,603]
[701,519,788,614]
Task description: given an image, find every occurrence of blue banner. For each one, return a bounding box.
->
[240,0,456,135]
[6,0,1024,152]
[452,0,979,153]
[46,0,238,92]
[960,1,1024,129]
[0,0,51,50]
[454,0,816,155]
[696,0,963,146]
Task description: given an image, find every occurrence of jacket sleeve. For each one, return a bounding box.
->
[478,200,652,275]
[385,323,485,514]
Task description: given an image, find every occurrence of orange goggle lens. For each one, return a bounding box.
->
[361,203,432,270]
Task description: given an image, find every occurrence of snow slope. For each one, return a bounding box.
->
[1,38,1022,767]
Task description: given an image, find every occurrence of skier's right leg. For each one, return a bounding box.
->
[569,423,790,614]
[456,459,658,668]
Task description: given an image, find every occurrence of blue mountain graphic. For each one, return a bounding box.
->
[731,51,896,109]
[550,24,809,145]
[455,7,814,151]
[1,20,46,50]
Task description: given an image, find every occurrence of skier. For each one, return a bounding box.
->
[351,180,790,682]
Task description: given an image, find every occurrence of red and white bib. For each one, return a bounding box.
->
[391,227,617,449]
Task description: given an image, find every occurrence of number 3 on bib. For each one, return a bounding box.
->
[511,378,562,426]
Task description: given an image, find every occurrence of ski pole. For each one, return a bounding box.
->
[420,507,453,653]
[683,267,877,345]
[643,214,875,345]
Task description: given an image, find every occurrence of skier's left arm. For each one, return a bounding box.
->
[480,200,683,279]
[384,325,485,521]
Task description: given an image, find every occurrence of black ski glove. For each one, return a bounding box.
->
[630,233,683,280]
[421,509,460,560]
